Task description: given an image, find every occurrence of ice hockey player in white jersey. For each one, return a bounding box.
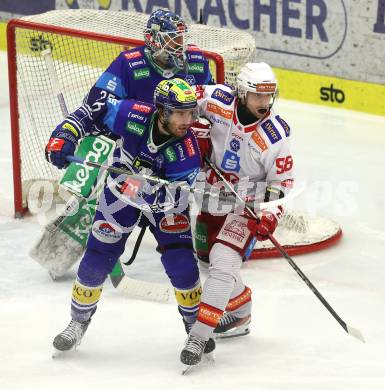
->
[180,63,294,367]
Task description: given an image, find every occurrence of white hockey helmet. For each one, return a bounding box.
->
[237,62,278,102]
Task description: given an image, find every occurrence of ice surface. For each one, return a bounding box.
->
[1,51,385,390]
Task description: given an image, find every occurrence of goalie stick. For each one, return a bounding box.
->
[204,156,365,343]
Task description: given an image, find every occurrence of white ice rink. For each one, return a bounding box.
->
[0,51,385,390]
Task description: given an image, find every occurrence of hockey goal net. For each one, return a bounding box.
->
[7,9,341,259]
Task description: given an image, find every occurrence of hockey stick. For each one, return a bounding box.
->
[66,155,303,210]
[110,260,173,303]
[204,156,365,343]
[41,48,69,117]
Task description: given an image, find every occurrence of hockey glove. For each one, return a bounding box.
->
[248,211,278,241]
[45,124,79,169]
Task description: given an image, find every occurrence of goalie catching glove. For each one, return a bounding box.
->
[45,123,80,169]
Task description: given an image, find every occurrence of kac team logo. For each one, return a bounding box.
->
[230,138,240,152]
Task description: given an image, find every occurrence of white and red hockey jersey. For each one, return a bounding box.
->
[194,84,294,212]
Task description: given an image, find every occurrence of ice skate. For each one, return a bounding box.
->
[214,313,251,339]
[182,318,215,354]
[52,319,91,357]
[181,333,211,374]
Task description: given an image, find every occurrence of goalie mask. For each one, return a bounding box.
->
[237,62,278,115]
[144,9,188,70]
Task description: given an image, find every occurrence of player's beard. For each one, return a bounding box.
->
[238,100,268,123]
[164,121,188,138]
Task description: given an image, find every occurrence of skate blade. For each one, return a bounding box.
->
[215,326,250,339]
[52,348,64,358]
[181,364,195,375]
[181,353,215,375]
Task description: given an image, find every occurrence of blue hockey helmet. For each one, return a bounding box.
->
[144,9,188,69]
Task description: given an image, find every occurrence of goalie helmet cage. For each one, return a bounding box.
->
[7,9,342,260]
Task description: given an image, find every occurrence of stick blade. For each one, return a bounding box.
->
[347,325,365,343]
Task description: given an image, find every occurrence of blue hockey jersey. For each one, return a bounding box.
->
[61,45,213,138]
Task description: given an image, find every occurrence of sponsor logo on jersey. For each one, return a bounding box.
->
[184,74,196,85]
[96,72,124,97]
[133,67,150,80]
[132,103,152,114]
[261,120,282,144]
[195,221,208,252]
[128,112,146,124]
[184,137,196,157]
[126,120,145,136]
[207,102,233,119]
[92,220,122,243]
[188,53,204,61]
[106,78,118,92]
[275,115,290,137]
[159,213,190,234]
[220,150,240,172]
[187,62,204,74]
[251,131,268,152]
[128,59,146,69]
[222,219,246,243]
[209,114,229,127]
[124,50,142,60]
[176,143,186,161]
[231,132,244,141]
[187,44,200,52]
[230,138,240,152]
[119,176,142,198]
[164,146,177,162]
[211,88,234,105]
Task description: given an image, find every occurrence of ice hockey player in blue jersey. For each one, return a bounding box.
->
[46,78,214,355]
[57,9,213,140]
